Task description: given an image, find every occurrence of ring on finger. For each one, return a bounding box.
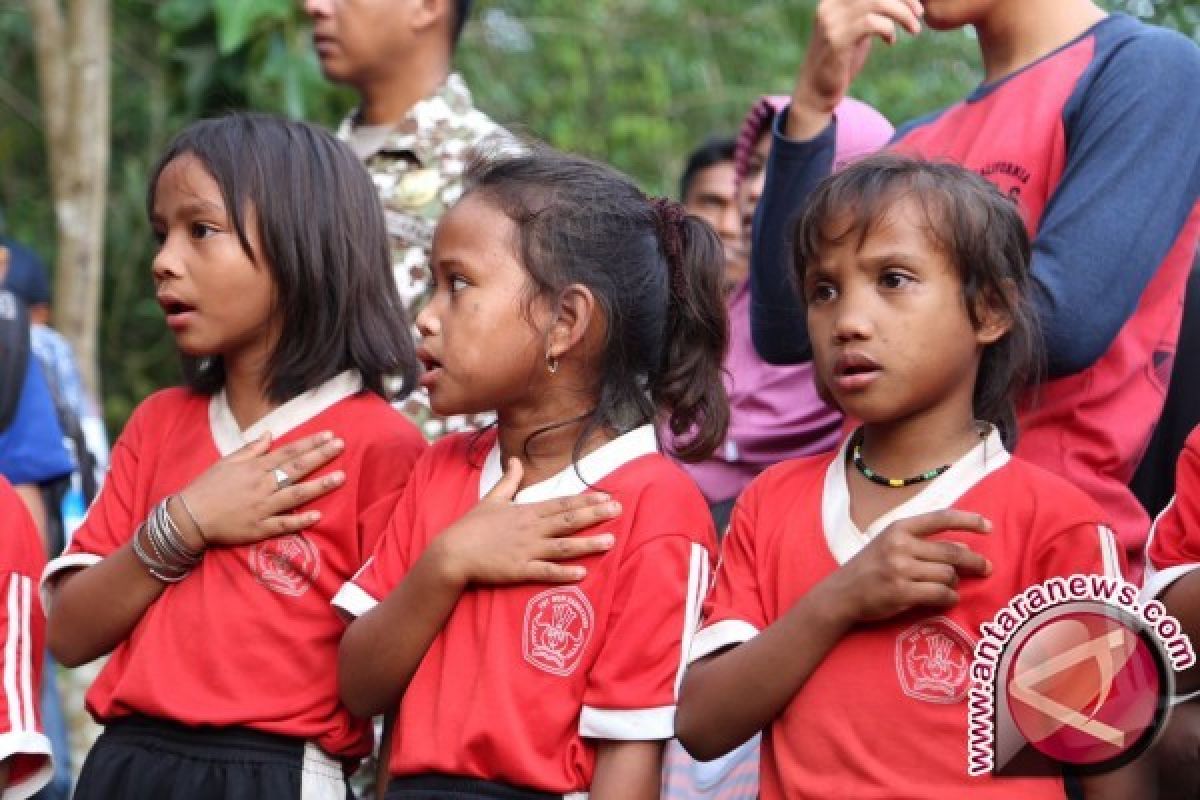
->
[272,467,291,490]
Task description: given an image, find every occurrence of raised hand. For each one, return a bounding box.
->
[430,457,620,588]
[173,431,347,549]
[789,0,924,139]
[828,508,992,623]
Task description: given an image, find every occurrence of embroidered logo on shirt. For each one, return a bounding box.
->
[523,587,594,676]
[896,617,973,703]
[248,534,320,597]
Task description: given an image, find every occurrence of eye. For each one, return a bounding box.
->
[879,269,915,290]
[190,222,218,240]
[807,281,837,305]
[449,274,469,294]
[151,228,166,246]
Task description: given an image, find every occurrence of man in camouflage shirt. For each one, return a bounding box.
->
[305,0,513,440]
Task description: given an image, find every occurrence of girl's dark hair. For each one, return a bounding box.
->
[792,152,1042,447]
[464,147,729,463]
[147,112,417,403]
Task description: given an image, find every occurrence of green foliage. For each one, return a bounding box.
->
[0,0,1194,434]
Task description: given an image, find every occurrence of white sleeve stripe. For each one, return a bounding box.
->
[578,705,676,740]
[689,619,759,663]
[331,582,379,618]
[1143,496,1177,578]
[1141,563,1200,603]
[40,553,104,613]
[673,543,708,699]
[19,576,34,733]
[1098,524,1120,579]
[0,730,52,800]
[5,575,21,734]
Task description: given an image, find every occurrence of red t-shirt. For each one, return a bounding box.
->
[694,430,1124,800]
[0,478,51,799]
[1143,425,1200,600]
[335,425,716,793]
[42,372,426,760]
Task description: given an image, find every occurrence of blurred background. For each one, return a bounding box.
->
[0,0,1196,436]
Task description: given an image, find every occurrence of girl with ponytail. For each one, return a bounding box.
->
[336,146,729,800]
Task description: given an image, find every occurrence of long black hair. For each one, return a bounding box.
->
[147,112,418,403]
[792,152,1042,447]
[463,147,729,462]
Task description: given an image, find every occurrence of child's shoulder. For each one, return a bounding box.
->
[329,392,425,445]
[123,387,207,433]
[985,453,1109,526]
[743,449,839,503]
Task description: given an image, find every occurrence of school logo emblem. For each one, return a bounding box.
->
[248,534,320,597]
[897,617,973,703]
[523,587,594,677]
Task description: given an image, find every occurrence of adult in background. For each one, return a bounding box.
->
[303,0,514,440]
[747,0,1200,571]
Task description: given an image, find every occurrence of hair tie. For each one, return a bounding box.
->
[650,196,688,293]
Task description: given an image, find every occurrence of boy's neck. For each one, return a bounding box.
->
[356,55,452,128]
[975,0,1107,83]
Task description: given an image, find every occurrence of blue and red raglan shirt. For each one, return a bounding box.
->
[749,14,1200,565]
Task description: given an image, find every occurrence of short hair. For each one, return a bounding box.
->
[792,152,1042,447]
[147,113,418,404]
[679,136,736,202]
[450,0,473,49]
[464,146,730,463]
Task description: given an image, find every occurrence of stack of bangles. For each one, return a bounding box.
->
[132,496,205,582]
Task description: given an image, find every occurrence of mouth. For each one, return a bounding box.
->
[416,347,443,388]
[832,351,882,390]
[312,33,338,56]
[158,295,197,329]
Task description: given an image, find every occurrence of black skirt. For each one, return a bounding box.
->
[73,715,352,800]
[385,774,567,800]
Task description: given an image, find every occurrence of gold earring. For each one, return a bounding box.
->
[546,353,559,374]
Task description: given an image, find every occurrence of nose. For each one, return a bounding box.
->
[716,201,741,246]
[414,301,440,338]
[151,237,182,285]
[831,288,874,342]
[302,0,332,18]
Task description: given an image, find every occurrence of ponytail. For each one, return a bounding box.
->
[650,199,730,463]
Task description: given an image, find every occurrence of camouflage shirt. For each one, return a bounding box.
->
[338,73,515,440]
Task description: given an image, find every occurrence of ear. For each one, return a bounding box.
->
[409,0,447,35]
[972,287,1014,346]
[544,284,598,361]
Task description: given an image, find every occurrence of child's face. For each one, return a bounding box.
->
[803,197,1001,427]
[149,155,279,369]
[415,192,552,417]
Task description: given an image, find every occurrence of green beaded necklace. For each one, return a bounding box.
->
[851,432,951,488]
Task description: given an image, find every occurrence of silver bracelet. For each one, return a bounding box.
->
[174,493,207,549]
[156,500,203,566]
[132,522,188,583]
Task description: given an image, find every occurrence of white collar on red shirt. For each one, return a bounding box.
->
[478,424,658,503]
[208,370,364,457]
[823,426,1009,565]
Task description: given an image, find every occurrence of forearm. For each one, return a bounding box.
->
[1160,570,1200,693]
[47,537,166,667]
[338,543,465,718]
[676,578,851,760]
[748,118,837,365]
[589,740,663,800]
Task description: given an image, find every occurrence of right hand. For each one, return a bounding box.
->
[789,0,924,139]
[175,431,347,549]
[430,457,620,588]
[826,509,992,623]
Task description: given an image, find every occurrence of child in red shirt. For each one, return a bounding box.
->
[677,154,1125,798]
[42,113,426,799]
[336,147,730,799]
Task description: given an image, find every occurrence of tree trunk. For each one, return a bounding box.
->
[24,0,111,398]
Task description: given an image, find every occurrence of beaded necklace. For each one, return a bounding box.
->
[850,427,985,489]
